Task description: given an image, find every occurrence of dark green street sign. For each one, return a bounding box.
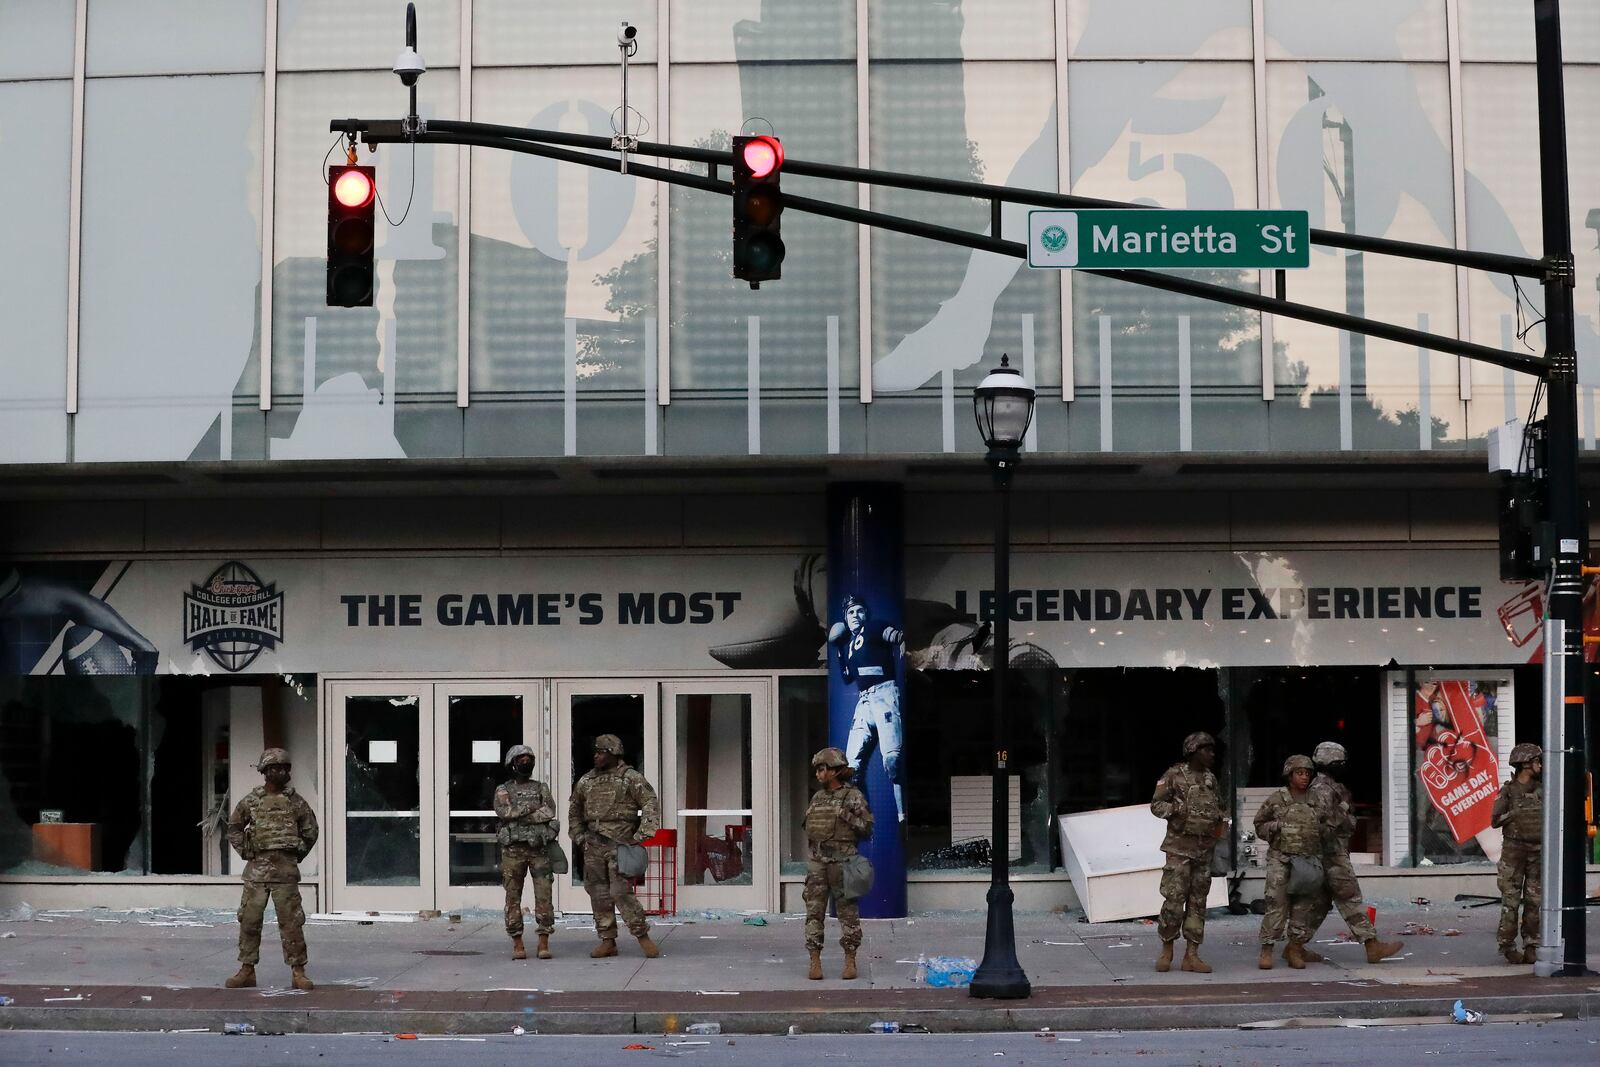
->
[1028,209,1311,270]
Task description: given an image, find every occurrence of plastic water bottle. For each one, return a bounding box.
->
[223,1022,256,1035]
[868,1021,901,1034]
[685,1022,721,1035]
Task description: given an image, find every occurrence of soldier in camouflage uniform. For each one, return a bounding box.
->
[568,733,662,959]
[1303,742,1403,965]
[495,744,559,960]
[1149,731,1224,973]
[1254,755,1328,970]
[224,748,319,990]
[1491,743,1543,964]
[803,746,875,981]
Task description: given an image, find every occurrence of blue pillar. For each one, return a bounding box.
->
[825,483,907,918]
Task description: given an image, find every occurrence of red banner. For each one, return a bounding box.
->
[1414,680,1502,844]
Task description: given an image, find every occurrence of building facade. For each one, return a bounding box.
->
[2,1,1597,914]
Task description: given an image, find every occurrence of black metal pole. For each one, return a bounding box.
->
[1532,0,1590,978]
[971,449,1030,1000]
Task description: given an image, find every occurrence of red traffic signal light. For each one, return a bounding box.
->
[732,135,785,287]
[327,164,376,307]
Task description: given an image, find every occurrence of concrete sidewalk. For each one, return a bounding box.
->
[0,899,1595,1034]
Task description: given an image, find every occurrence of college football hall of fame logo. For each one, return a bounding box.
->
[182,562,285,672]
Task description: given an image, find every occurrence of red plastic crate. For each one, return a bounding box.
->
[636,828,677,916]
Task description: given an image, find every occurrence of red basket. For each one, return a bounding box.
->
[636,828,677,917]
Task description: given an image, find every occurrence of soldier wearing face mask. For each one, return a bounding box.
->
[1302,742,1402,967]
[495,744,559,960]
[1492,743,1543,964]
[224,749,318,990]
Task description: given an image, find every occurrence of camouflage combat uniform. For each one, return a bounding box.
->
[1254,786,1328,947]
[568,760,661,941]
[495,774,559,939]
[228,784,318,968]
[803,779,875,952]
[1150,762,1222,945]
[1304,772,1377,942]
[1492,776,1542,954]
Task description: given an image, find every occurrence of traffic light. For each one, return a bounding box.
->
[732,134,784,287]
[1498,419,1552,581]
[327,164,376,307]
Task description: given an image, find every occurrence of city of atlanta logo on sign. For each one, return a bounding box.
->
[182,562,285,672]
[1028,210,1079,267]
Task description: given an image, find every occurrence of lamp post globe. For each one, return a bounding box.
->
[969,354,1034,1001]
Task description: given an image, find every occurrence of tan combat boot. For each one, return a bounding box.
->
[1288,944,1325,964]
[511,935,527,960]
[1155,940,1175,972]
[637,934,661,959]
[841,948,858,980]
[1521,944,1538,965]
[807,949,823,981]
[1257,945,1274,970]
[1284,942,1308,969]
[590,938,618,958]
[1501,944,1523,964]
[224,964,256,989]
[291,966,314,991]
[1363,938,1403,964]
[537,934,552,960]
[1180,942,1212,973]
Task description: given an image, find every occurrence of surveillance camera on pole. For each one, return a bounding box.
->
[613,22,640,172]
[396,2,425,136]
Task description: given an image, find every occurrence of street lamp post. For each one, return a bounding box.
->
[969,354,1035,1001]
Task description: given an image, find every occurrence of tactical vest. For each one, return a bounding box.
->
[1503,782,1543,844]
[1177,768,1222,837]
[250,793,304,853]
[806,788,861,853]
[1273,793,1323,857]
[497,779,554,848]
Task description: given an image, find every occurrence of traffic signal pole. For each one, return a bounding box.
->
[1532,0,1591,979]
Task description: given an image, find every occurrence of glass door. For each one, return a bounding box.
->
[432,682,542,912]
[663,681,774,913]
[551,680,659,915]
[328,682,433,912]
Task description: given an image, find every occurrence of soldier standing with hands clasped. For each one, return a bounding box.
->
[568,733,662,959]
[1254,755,1326,970]
[224,748,319,990]
[803,747,875,981]
[1150,731,1225,973]
[1492,743,1543,964]
[495,744,559,961]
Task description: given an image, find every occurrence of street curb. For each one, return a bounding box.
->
[2,989,1596,1035]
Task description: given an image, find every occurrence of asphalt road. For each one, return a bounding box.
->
[0,1020,1594,1065]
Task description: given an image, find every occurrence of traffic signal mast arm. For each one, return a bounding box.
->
[331,115,1546,378]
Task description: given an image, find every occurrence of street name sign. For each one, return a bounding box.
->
[1027,209,1310,270]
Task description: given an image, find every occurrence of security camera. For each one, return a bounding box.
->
[618,22,638,47]
[393,47,425,87]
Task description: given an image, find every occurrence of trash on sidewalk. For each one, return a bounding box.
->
[1452,1000,1484,1025]
[669,1040,712,1046]
[694,990,739,996]
[924,956,978,988]
[0,932,14,939]
[786,1025,801,1037]
[868,1021,901,1034]
[0,996,14,1006]
[1411,896,1431,905]
[43,995,87,1002]
[742,916,768,926]
[512,1026,526,1036]
[308,911,417,923]
[622,1044,656,1050]
[1399,922,1436,936]
[223,1022,257,1035]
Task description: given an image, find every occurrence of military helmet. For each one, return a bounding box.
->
[256,747,290,771]
[1282,754,1314,777]
[1182,731,1216,755]
[1509,742,1543,766]
[593,733,625,755]
[504,744,535,768]
[811,746,849,770]
[1313,741,1347,766]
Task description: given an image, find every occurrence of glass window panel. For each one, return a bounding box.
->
[1068,60,1260,449]
[1067,0,1252,60]
[468,66,658,457]
[871,0,1051,61]
[675,694,753,887]
[76,74,263,463]
[446,694,522,887]
[869,60,1060,455]
[778,676,829,874]
[1460,64,1544,443]
[0,81,71,462]
[566,693,644,889]
[1458,0,1600,63]
[277,0,460,71]
[1264,0,1447,61]
[272,71,460,461]
[675,0,852,62]
[1266,62,1459,451]
[477,0,657,66]
[87,0,265,76]
[666,61,860,456]
[0,0,75,80]
[344,694,422,886]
